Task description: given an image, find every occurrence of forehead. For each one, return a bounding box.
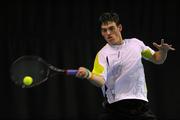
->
[101,21,117,28]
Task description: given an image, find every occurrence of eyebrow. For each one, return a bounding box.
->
[101,26,115,31]
[101,24,116,28]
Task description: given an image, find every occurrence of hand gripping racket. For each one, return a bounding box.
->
[10,55,77,88]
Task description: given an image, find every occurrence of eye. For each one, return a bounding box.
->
[101,28,107,33]
[109,26,115,32]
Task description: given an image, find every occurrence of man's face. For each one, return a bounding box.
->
[101,21,122,45]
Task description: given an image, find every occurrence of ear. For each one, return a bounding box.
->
[118,24,122,32]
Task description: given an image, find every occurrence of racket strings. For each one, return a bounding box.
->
[10,55,73,88]
[10,56,50,88]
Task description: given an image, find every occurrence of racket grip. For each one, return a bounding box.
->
[66,69,78,75]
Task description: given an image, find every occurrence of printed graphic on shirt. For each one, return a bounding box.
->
[92,54,104,76]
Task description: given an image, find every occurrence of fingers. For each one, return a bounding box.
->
[153,42,160,49]
[168,45,175,50]
[160,39,176,51]
[161,39,164,45]
[169,46,176,51]
[76,67,88,79]
[153,39,175,51]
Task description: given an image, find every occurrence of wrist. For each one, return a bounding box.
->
[85,69,92,79]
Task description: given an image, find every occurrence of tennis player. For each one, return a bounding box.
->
[76,12,175,120]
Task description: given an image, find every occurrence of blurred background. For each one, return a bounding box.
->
[3,0,180,119]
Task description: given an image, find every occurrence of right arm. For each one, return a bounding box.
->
[76,51,106,87]
[76,67,105,87]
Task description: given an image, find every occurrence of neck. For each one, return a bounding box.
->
[115,34,123,45]
[116,32,123,43]
[109,39,124,47]
[116,39,123,45]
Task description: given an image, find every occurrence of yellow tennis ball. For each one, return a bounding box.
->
[23,76,33,86]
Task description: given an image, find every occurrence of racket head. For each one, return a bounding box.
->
[10,56,50,88]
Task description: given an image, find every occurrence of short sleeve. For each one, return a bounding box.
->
[139,40,155,60]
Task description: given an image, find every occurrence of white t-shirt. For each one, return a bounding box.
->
[92,38,155,104]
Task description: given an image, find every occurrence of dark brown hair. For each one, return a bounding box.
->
[99,12,120,26]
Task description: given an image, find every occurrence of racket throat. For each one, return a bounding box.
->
[49,65,65,72]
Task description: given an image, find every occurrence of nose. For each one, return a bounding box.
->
[107,30,111,35]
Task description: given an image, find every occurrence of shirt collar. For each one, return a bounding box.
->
[109,40,125,49]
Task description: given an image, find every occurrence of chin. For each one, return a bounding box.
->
[108,42,116,45]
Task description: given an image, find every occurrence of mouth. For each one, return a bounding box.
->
[107,36,113,41]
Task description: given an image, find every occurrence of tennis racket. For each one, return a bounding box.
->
[10,55,78,88]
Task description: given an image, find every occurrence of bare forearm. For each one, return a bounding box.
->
[76,67,105,87]
[87,72,105,87]
[152,50,168,64]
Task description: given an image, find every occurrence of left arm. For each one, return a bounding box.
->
[150,39,175,64]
